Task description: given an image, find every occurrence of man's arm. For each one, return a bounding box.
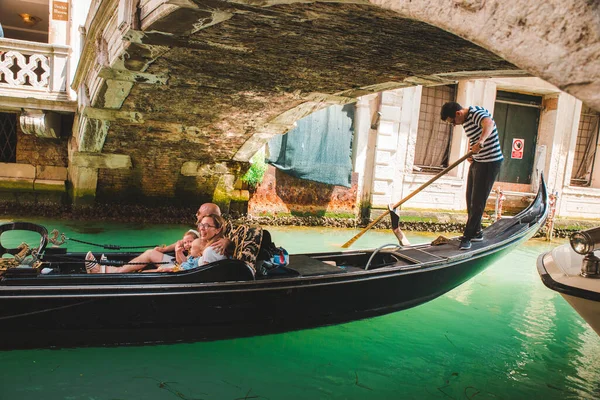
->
[210,237,234,256]
[471,117,494,154]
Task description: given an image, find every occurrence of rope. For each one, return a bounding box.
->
[43,254,172,266]
[66,237,159,250]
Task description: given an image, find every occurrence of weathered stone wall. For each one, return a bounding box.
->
[96,125,246,206]
[0,113,70,203]
[248,165,357,217]
[15,116,69,167]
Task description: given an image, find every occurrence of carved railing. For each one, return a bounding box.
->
[0,38,71,100]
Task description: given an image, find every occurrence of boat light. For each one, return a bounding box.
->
[570,227,600,255]
[570,226,600,278]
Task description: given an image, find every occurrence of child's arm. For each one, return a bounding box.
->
[174,240,187,264]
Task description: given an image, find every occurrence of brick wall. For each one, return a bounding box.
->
[96,127,235,206]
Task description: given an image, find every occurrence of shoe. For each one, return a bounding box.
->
[459,238,472,250]
[85,251,97,271]
[457,232,484,242]
[85,251,105,273]
[472,232,484,242]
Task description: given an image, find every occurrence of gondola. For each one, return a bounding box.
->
[0,177,548,350]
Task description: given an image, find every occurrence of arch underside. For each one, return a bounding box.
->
[75,0,598,204]
[103,2,524,162]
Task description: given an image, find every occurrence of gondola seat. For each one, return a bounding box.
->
[230,224,263,274]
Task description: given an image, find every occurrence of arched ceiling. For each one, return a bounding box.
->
[92,1,526,164]
[71,0,599,196]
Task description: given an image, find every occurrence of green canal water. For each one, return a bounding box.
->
[1,219,599,400]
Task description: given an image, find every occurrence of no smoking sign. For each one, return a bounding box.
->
[511,138,524,159]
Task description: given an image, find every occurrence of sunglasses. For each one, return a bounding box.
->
[198,223,217,229]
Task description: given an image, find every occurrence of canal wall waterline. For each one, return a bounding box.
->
[0,200,596,239]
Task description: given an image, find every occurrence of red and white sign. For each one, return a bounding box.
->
[511,138,524,159]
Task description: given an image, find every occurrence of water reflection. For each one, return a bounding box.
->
[445,278,475,306]
[571,326,600,399]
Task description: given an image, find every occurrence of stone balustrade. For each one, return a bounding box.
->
[0,38,73,110]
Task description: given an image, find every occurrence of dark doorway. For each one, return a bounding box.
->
[494,91,542,184]
[0,112,17,163]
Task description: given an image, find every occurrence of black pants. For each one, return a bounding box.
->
[464,160,503,239]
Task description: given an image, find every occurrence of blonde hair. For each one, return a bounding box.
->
[186,229,199,239]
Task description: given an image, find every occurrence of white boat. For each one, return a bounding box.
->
[537,227,600,336]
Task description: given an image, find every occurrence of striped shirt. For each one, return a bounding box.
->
[463,106,504,163]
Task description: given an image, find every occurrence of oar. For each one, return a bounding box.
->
[341,151,474,248]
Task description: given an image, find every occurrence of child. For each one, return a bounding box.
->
[156,238,203,272]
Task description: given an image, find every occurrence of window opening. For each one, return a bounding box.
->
[414,85,455,173]
[570,105,599,187]
[0,112,17,163]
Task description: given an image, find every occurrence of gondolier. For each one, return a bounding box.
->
[441,102,504,250]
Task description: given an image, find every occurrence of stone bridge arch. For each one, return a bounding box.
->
[70,0,600,210]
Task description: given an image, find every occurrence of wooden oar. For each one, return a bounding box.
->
[341,151,474,248]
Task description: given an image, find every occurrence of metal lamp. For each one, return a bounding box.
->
[570,226,600,277]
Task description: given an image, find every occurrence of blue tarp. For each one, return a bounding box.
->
[267,104,354,187]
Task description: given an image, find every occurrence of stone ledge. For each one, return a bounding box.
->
[0,163,35,179]
[0,163,68,181]
[0,177,66,192]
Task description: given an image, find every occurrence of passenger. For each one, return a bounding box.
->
[194,203,233,256]
[85,229,199,273]
[152,214,228,272]
[389,205,410,246]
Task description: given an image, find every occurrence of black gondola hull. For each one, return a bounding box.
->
[0,177,549,349]
[0,237,530,349]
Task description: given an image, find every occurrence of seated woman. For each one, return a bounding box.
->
[389,205,410,246]
[86,215,226,273]
[151,214,228,272]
